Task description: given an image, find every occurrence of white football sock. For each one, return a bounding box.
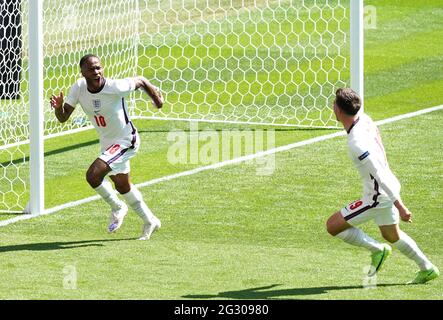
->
[393,231,433,271]
[121,185,155,224]
[335,227,384,253]
[94,179,123,211]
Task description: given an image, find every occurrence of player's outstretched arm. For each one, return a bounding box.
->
[133,76,164,109]
[50,92,75,123]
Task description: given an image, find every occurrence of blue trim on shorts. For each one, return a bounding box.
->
[107,147,129,165]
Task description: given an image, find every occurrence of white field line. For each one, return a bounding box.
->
[1,104,442,227]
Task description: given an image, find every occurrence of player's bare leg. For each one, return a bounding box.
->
[109,173,131,194]
[110,174,161,240]
[380,224,439,284]
[87,158,127,232]
[379,224,400,243]
[326,212,352,236]
[327,212,391,276]
[86,158,112,188]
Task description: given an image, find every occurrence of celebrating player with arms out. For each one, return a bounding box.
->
[50,54,163,240]
[326,88,439,284]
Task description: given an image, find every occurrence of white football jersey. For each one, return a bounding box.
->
[347,112,401,205]
[65,78,137,150]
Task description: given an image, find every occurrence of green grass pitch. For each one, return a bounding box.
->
[0,0,442,299]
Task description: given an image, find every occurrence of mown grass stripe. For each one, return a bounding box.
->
[1,103,442,228]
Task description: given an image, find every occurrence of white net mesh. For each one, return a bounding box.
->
[135,0,348,127]
[0,0,350,211]
[0,0,138,211]
[1,0,28,211]
[44,0,139,135]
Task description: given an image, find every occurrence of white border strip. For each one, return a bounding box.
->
[1,104,442,227]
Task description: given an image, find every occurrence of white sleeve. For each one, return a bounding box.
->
[110,78,136,96]
[65,81,80,108]
[353,144,401,202]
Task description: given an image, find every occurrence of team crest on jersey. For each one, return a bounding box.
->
[92,99,101,114]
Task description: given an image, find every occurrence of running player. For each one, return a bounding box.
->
[326,88,439,284]
[50,54,163,240]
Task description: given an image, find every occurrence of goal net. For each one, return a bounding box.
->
[0,0,139,212]
[134,0,348,128]
[0,0,355,212]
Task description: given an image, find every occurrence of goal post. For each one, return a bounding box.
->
[28,0,44,215]
[350,0,364,108]
[0,0,364,214]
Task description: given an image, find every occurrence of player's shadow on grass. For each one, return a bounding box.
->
[183,283,408,299]
[0,238,135,253]
[1,139,99,167]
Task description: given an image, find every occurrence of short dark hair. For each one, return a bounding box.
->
[79,54,99,68]
[335,88,361,116]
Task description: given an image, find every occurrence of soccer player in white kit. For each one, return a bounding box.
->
[326,88,439,284]
[50,54,163,240]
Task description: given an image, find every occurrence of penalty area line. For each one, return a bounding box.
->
[0,104,442,228]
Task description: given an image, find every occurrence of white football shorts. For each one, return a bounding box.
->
[99,134,140,176]
[340,196,399,226]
